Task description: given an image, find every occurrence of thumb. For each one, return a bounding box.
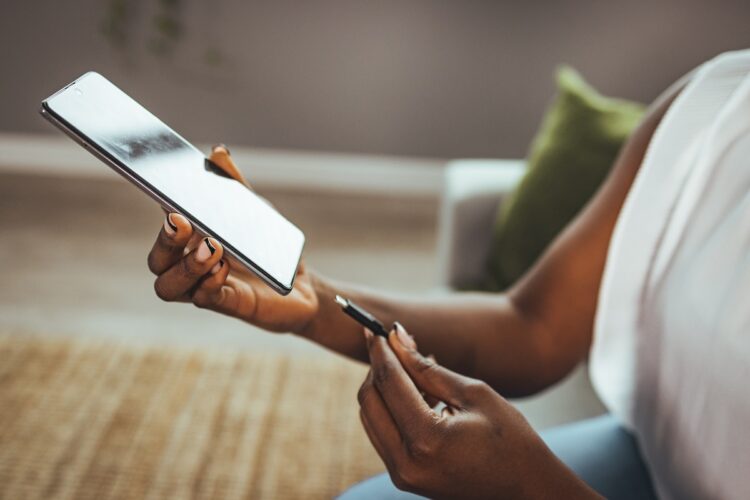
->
[209,144,251,188]
[388,322,473,408]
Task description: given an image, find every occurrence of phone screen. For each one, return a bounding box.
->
[43,72,304,293]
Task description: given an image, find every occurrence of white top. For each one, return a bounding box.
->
[590,50,750,500]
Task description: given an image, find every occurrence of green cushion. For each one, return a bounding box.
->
[486,66,645,290]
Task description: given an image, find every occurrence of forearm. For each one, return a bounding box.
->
[299,273,570,397]
[298,72,688,397]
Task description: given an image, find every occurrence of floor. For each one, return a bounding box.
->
[0,172,605,430]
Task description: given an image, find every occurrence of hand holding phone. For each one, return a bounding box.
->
[41,72,321,333]
[145,146,321,333]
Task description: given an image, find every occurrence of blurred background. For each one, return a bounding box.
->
[4,0,750,157]
[1,1,749,499]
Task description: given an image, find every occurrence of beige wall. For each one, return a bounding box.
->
[2,0,749,158]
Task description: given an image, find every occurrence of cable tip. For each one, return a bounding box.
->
[334,295,348,308]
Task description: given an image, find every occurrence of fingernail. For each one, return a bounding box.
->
[211,260,224,274]
[196,238,215,262]
[393,322,417,350]
[164,213,178,235]
[364,328,374,344]
[212,143,230,155]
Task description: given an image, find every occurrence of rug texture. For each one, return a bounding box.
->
[0,336,383,499]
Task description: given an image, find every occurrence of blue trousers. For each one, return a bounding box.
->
[338,414,657,499]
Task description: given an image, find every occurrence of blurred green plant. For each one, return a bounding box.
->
[101,0,223,66]
[148,0,183,56]
[100,0,131,48]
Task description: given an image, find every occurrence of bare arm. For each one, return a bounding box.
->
[301,78,686,397]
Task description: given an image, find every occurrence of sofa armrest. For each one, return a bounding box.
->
[435,159,526,290]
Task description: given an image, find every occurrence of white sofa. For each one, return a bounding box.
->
[436,159,526,290]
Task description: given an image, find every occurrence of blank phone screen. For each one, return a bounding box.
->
[44,72,304,292]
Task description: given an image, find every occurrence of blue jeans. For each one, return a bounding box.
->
[338,414,657,500]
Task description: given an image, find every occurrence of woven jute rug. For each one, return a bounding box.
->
[0,335,384,499]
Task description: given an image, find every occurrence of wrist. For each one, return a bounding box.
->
[294,270,331,340]
[291,272,376,363]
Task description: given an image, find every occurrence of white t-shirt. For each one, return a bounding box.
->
[590,50,750,500]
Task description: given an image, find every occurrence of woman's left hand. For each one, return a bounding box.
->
[357,323,600,499]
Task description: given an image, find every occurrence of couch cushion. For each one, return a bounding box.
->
[486,66,645,290]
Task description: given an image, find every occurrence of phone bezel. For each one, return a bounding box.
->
[39,74,302,296]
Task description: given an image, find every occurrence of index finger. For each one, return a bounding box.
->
[147,213,193,275]
[209,145,251,188]
[366,330,437,438]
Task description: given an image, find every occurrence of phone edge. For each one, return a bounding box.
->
[39,99,299,296]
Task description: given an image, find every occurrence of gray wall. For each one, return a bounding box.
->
[2,0,749,159]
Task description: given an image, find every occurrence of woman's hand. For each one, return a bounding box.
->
[357,323,600,499]
[146,145,319,334]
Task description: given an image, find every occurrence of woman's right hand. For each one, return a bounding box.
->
[146,146,320,334]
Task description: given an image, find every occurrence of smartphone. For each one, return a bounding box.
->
[40,71,305,295]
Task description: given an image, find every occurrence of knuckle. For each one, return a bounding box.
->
[356,382,371,406]
[390,470,410,491]
[413,354,437,374]
[192,292,213,309]
[463,379,491,399]
[372,362,393,387]
[146,252,160,274]
[153,280,173,302]
[179,255,204,279]
[391,464,420,492]
[405,435,435,460]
